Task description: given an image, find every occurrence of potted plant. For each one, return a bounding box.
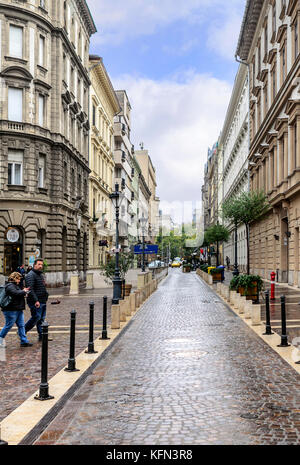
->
[210,267,222,282]
[182,263,192,273]
[229,274,263,302]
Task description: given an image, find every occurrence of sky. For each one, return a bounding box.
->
[86,0,246,206]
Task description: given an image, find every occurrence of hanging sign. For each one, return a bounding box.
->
[6,228,19,243]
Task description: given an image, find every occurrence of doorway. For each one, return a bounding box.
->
[4,228,23,275]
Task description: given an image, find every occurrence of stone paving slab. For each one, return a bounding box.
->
[32,270,300,445]
[0,291,112,423]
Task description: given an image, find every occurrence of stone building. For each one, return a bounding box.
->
[134,148,160,243]
[0,0,96,285]
[113,90,135,251]
[236,0,300,284]
[88,55,120,269]
[220,64,249,272]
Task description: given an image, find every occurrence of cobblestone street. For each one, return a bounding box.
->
[0,289,113,423]
[33,270,300,445]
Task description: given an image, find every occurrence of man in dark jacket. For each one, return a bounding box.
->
[24,258,51,341]
[0,272,32,347]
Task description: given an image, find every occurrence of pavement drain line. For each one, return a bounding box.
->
[195,275,300,377]
[0,285,161,446]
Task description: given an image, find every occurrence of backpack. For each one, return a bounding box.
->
[0,286,12,309]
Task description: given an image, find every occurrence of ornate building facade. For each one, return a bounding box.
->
[220,64,249,272]
[88,55,119,269]
[236,0,300,284]
[0,0,96,285]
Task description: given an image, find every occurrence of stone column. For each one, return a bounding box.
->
[85,272,94,289]
[111,304,120,329]
[69,274,79,295]
[297,116,300,168]
[284,131,288,179]
[274,143,278,187]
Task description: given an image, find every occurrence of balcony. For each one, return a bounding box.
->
[114,149,126,168]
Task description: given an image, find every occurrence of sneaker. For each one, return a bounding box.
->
[20,342,33,347]
[0,337,6,348]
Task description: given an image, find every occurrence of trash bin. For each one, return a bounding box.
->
[208,267,216,275]
[217,266,225,281]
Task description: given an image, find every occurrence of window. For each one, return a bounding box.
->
[9,25,23,59]
[8,88,23,121]
[282,45,286,82]
[38,154,46,188]
[295,123,298,168]
[258,44,261,75]
[8,150,23,185]
[38,94,45,126]
[295,19,299,59]
[39,36,45,67]
[273,4,276,34]
[264,23,268,56]
[92,105,96,126]
[40,0,46,8]
[272,65,276,100]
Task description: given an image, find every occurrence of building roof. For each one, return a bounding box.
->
[77,0,97,36]
[235,0,264,61]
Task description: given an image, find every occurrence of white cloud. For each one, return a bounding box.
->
[206,9,244,60]
[112,72,233,203]
[87,0,244,59]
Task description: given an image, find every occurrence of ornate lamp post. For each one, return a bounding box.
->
[110,184,122,304]
[139,213,148,272]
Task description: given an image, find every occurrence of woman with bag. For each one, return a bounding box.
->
[0,272,32,348]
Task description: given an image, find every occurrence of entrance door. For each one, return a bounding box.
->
[4,231,23,275]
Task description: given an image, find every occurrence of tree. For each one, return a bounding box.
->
[222,190,269,275]
[205,223,230,266]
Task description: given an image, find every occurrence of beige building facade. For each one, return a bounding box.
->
[0,0,96,285]
[134,149,160,243]
[88,55,119,268]
[236,0,300,284]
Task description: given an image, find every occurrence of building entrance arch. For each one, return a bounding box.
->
[4,227,23,275]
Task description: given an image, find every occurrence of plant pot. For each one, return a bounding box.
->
[238,284,258,301]
[124,283,132,296]
[212,273,222,282]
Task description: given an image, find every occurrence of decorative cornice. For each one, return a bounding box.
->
[76,0,97,36]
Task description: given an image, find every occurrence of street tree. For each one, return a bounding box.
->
[222,190,269,275]
[205,223,230,266]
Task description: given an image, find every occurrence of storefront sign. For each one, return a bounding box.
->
[6,229,19,243]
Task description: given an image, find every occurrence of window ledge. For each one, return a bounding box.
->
[38,6,48,15]
[37,64,48,74]
[7,184,26,191]
[5,56,27,65]
[38,187,48,194]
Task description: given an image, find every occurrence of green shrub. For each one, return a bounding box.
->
[229,274,264,293]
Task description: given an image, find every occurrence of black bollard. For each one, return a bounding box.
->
[85,302,98,354]
[263,290,273,335]
[34,321,54,401]
[277,296,290,347]
[101,296,110,340]
[65,310,80,372]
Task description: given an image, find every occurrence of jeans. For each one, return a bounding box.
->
[0,311,29,344]
[25,303,47,337]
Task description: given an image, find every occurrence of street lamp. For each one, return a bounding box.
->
[110,184,122,304]
[139,213,148,272]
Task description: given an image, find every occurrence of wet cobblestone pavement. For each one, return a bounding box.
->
[0,290,113,422]
[34,270,300,445]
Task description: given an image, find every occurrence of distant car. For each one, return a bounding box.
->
[148,260,162,269]
[171,261,181,268]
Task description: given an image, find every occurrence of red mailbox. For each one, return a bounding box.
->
[270,271,276,300]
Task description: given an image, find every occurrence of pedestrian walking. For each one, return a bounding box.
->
[24,259,52,341]
[16,264,26,288]
[225,256,230,270]
[0,272,32,348]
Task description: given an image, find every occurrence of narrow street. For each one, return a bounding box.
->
[34,270,300,445]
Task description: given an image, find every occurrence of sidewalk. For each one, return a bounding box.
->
[0,288,113,423]
[32,270,300,445]
[222,270,300,342]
